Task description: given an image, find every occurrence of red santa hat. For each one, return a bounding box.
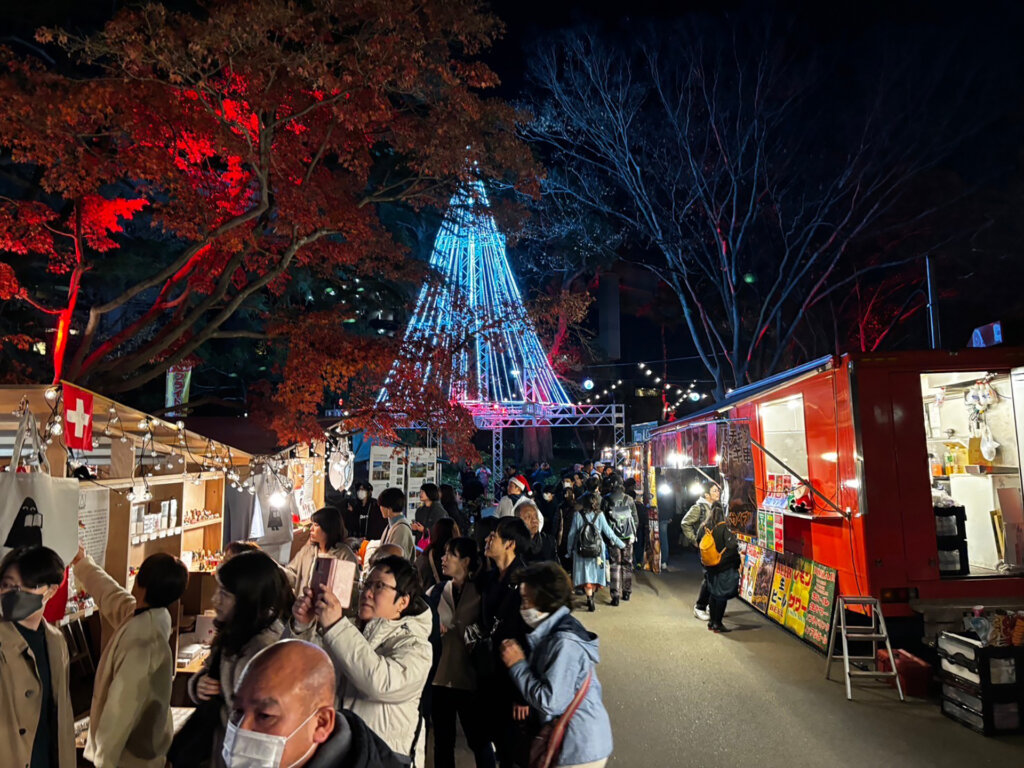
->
[510,474,530,493]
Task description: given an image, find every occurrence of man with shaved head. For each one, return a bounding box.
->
[225,639,404,768]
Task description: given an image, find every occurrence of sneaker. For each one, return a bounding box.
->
[660,562,670,572]
[707,622,731,634]
[622,593,631,602]
[693,604,710,622]
[610,596,620,607]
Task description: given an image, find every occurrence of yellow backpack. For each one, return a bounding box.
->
[699,521,725,567]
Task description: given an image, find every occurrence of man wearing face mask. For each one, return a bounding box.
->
[225,639,405,768]
[0,545,75,768]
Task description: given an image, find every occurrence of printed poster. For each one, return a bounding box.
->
[406,447,439,516]
[802,562,838,651]
[767,555,795,625]
[750,549,776,614]
[77,487,109,568]
[739,543,764,603]
[369,445,406,492]
[785,557,814,636]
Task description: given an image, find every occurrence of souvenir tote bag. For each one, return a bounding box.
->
[0,408,80,563]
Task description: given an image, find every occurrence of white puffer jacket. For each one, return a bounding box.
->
[308,602,433,759]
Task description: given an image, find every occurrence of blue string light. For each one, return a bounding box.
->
[379,181,571,410]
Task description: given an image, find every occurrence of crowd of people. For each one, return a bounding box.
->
[0,458,742,768]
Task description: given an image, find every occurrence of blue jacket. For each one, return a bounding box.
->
[508,606,613,766]
[567,509,625,587]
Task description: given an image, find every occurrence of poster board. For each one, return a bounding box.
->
[406,447,439,516]
[802,562,838,651]
[369,445,406,493]
[750,548,776,614]
[739,543,764,603]
[784,557,814,636]
[767,554,795,625]
[77,487,109,568]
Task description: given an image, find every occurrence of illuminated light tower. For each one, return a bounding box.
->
[378,181,571,411]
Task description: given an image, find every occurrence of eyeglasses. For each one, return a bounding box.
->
[362,580,399,595]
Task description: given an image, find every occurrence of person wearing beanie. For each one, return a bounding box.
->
[497,475,529,518]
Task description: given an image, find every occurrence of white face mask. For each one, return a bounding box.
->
[520,607,550,629]
[356,490,368,501]
[543,493,554,501]
[222,709,319,768]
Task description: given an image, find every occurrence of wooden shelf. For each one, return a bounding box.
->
[83,471,228,491]
[58,605,95,627]
[182,518,222,531]
[130,527,182,546]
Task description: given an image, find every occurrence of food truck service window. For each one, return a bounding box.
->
[920,371,1024,577]
[758,395,809,486]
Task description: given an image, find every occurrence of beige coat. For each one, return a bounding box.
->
[285,541,358,593]
[74,555,175,768]
[0,618,76,768]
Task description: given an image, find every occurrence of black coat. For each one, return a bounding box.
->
[523,532,558,564]
[342,497,385,540]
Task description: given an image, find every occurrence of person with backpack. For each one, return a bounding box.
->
[682,485,721,622]
[602,478,638,606]
[697,499,742,633]
[567,489,626,612]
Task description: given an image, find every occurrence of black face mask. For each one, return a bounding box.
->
[1,589,44,622]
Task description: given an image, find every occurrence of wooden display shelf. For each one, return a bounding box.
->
[176,647,211,674]
[130,527,183,546]
[182,517,222,531]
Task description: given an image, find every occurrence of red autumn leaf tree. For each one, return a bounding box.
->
[0,0,540,447]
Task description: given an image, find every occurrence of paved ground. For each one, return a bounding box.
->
[451,553,1024,767]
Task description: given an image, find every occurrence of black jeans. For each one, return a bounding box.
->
[696,573,710,610]
[709,595,729,625]
[432,686,495,768]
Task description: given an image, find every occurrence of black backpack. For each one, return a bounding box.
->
[576,512,603,558]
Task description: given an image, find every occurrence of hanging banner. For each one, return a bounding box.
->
[165,365,193,418]
[77,487,109,568]
[718,421,756,536]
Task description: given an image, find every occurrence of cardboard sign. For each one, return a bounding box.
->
[802,562,838,651]
[311,557,357,609]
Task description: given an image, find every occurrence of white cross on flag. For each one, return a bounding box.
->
[63,385,94,452]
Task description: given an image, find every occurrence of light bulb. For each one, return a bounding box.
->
[50,422,63,436]
[658,482,672,495]
[44,386,59,402]
[269,490,288,508]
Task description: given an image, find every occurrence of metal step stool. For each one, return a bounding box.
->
[825,595,905,702]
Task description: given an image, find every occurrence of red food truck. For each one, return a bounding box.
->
[646,349,1024,643]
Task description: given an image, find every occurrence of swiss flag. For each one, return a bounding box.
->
[63,385,94,452]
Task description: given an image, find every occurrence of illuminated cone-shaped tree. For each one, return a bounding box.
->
[380,181,570,414]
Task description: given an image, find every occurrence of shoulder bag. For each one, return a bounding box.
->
[529,669,593,768]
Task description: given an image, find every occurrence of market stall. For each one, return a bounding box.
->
[643,350,1024,649]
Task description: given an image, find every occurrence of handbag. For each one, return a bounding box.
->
[1,408,79,562]
[529,670,593,768]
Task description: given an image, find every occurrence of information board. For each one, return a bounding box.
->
[406,447,439,516]
[802,562,838,651]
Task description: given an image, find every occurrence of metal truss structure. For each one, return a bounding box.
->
[376,181,622,480]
